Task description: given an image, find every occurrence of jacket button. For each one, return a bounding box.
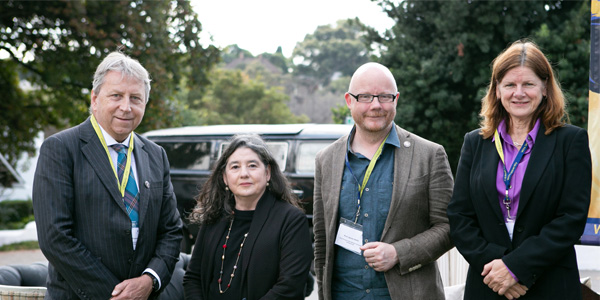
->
[516,227,523,232]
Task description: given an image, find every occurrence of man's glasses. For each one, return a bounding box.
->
[348,93,397,103]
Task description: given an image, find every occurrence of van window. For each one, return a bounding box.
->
[296,141,333,173]
[219,142,288,172]
[158,142,211,170]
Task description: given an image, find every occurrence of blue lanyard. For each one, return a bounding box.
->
[345,131,390,223]
[494,130,528,221]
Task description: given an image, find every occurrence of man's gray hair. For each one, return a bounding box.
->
[92,51,151,103]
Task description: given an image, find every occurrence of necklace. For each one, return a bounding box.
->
[513,141,522,147]
[218,216,249,294]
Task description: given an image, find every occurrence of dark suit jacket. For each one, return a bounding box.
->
[313,124,454,300]
[183,191,312,300]
[447,125,591,299]
[32,118,183,299]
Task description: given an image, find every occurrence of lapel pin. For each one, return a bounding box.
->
[403,141,411,148]
[145,181,150,188]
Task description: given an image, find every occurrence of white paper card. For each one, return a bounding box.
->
[505,221,515,241]
[335,219,363,255]
[132,221,140,250]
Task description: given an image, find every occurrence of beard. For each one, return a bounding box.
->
[353,111,395,133]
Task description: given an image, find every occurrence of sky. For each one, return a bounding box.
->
[191,0,396,57]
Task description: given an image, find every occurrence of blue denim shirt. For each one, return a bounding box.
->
[332,125,400,300]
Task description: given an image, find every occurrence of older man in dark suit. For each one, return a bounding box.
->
[33,51,182,299]
[313,62,454,300]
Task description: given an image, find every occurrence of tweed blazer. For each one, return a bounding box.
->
[33,118,182,299]
[447,125,591,299]
[313,124,454,300]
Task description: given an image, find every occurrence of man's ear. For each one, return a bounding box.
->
[345,93,353,109]
[91,90,98,112]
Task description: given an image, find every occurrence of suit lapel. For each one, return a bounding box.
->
[203,219,229,288]
[327,137,347,232]
[133,134,150,228]
[79,118,126,211]
[240,192,275,284]
[518,127,555,217]
[382,125,411,239]
[481,138,505,223]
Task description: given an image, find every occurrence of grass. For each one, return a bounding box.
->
[0,240,40,251]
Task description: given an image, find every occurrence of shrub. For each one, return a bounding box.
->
[0,200,34,230]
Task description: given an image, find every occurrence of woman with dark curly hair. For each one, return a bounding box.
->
[183,134,312,300]
[447,40,591,299]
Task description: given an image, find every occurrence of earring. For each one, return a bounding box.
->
[266,182,269,187]
[225,186,229,191]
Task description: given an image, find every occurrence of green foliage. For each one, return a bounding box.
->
[0,60,48,164]
[221,44,254,64]
[186,69,309,125]
[331,104,351,124]
[292,18,371,85]
[530,3,591,126]
[0,0,220,166]
[372,0,590,172]
[259,47,290,74]
[0,240,39,251]
[0,200,34,230]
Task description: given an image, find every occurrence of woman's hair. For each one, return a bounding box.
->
[479,40,566,138]
[188,134,300,224]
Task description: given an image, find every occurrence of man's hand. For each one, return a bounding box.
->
[110,274,153,300]
[482,259,518,296]
[361,242,398,272]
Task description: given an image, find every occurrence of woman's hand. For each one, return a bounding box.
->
[482,259,520,296]
[504,283,528,299]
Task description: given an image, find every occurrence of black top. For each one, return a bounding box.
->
[183,191,313,300]
[208,209,254,299]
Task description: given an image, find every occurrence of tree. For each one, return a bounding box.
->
[190,69,309,125]
[221,44,254,64]
[0,0,220,166]
[292,18,370,85]
[331,104,351,124]
[371,0,590,172]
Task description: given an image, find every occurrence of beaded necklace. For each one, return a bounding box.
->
[218,216,249,294]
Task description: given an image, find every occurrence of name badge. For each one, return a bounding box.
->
[132,221,140,250]
[335,217,363,255]
[505,220,515,241]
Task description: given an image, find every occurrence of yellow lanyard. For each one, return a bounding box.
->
[90,115,134,197]
[493,130,506,165]
[345,131,391,223]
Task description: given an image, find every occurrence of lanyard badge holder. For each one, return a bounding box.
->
[494,130,528,240]
[335,132,389,255]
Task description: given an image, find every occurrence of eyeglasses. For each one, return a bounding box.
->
[348,93,397,103]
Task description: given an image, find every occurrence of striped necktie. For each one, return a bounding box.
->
[110,144,140,224]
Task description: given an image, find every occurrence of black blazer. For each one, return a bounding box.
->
[183,192,312,300]
[33,118,183,299]
[447,124,591,299]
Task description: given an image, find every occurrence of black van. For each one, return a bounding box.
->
[143,123,352,252]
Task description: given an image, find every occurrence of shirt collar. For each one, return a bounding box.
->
[347,123,401,154]
[97,123,131,147]
[494,119,541,145]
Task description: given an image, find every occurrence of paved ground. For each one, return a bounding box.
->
[0,249,597,298]
[0,249,46,266]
